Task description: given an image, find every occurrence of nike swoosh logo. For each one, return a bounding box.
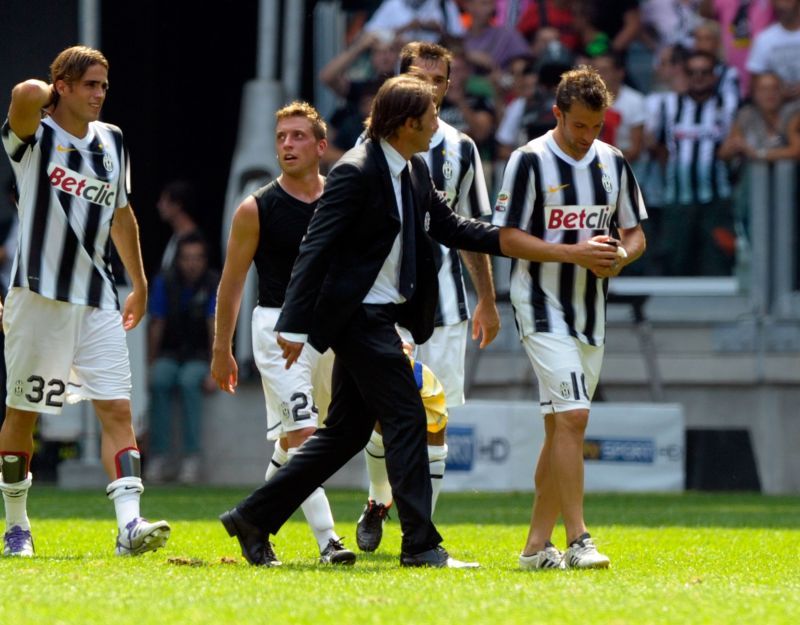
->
[547,184,570,193]
[56,145,79,153]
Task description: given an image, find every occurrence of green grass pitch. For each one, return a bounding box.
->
[0,487,798,624]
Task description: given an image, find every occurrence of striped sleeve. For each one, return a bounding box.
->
[492,148,535,229]
[2,119,35,164]
[456,137,491,218]
[616,158,647,229]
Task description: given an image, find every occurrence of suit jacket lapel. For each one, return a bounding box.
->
[367,139,401,224]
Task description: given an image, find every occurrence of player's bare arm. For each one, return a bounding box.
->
[8,79,55,140]
[211,196,260,393]
[459,250,500,349]
[110,204,147,330]
[498,227,620,275]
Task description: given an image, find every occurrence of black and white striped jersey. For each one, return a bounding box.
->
[492,130,647,346]
[652,91,737,205]
[2,116,129,310]
[357,119,491,326]
[423,119,491,326]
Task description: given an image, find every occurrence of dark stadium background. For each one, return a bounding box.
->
[0,0,322,276]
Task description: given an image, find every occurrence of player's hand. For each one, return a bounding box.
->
[277,333,304,369]
[211,349,238,394]
[472,297,500,349]
[587,235,627,278]
[573,235,622,277]
[121,288,146,331]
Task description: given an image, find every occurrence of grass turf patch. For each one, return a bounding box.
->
[1,488,798,624]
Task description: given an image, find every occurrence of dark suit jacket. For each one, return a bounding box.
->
[276,138,503,353]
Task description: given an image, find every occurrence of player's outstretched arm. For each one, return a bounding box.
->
[498,227,620,276]
[211,197,259,394]
[111,204,147,330]
[8,79,54,140]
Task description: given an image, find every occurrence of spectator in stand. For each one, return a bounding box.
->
[640,0,704,52]
[692,19,741,103]
[463,0,531,74]
[572,0,613,58]
[590,51,647,163]
[718,71,800,162]
[146,233,218,484]
[699,0,775,98]
[323,79,382,170]
[747,0,800,101]
[362,0,465,43]
[517,0,581,55]
[495,0,535,26]
[493,53,538,114]
[318,30,398,101]
[651,50,738,276]
[717,71,800,261]
[495,58,573,159]
[157,180,202,272]
[438,47,496,155]
[592,0,642,53]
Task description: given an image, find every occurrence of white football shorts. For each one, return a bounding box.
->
[252,306,333,441]
[521,332,604,415]
[397,320,467,408]
[3,287,132,414]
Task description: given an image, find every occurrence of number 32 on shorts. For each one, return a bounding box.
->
[24,375,66,408]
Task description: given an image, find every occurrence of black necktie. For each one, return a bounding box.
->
[399,167,416,299]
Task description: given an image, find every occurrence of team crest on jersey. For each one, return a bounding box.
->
[424,211,431,232]
[559,381,572,399]
[442,160,454,180]
[13,380,23,397]
[602,172,613,193]
[495,191,509,212]
[102,151,114,173]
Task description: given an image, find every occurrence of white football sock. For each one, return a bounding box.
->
[287,447,337,551]
[365,430,392,506]
[106,477,143,532]
[428,444,448,516]
[0,472,33,531]
[265,443,289,481]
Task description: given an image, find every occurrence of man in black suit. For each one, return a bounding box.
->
[220,75,620,568]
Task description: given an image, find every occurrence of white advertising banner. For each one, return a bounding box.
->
[442,401,685,493]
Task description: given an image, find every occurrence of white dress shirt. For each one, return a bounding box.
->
[280,139,410,344]
[363,139,408,305]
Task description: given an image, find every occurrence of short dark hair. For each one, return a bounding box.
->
[366,75,436,142]
[685,50,717,69]
[399,41,453,79]
[555,65,613,112]
[161,180,196,213]
[176,231,207,256]
[592,50,626,71]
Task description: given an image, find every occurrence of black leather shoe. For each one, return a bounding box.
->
[220,508,281,566]
[399,545,480,569]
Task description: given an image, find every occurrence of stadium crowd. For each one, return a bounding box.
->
[320,0,800,279]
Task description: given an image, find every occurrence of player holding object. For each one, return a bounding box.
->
[493,66,646,570]
[0,45,169,557]
[211,102,354,566]
[219,75,622,569]
[355,41,500,552]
